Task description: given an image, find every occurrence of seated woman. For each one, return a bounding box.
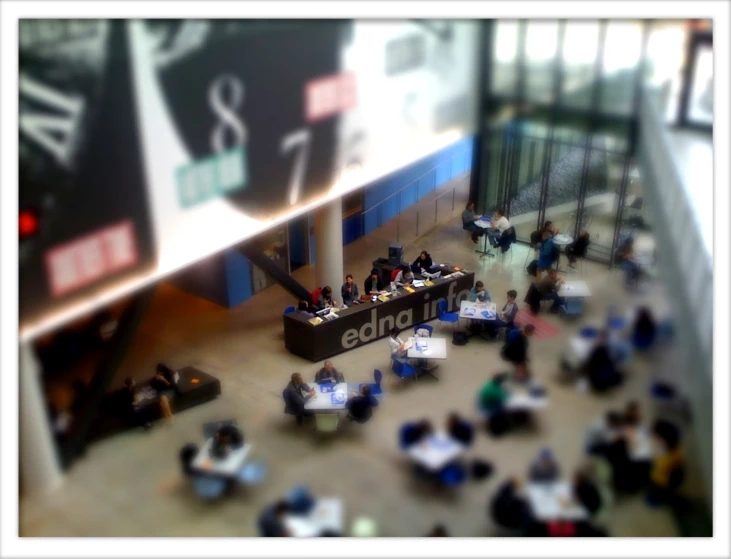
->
[211,423,244,458]
[317,286,337,310]
[341,274,360,306]
[647,420,684,506]
[446,412,475,446]
[528,448,560,482]
[566,230,591,268]
[632,307,657,350]
[413,250,433,272]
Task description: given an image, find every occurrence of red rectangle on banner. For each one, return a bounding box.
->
[45,221,138,298]
[304,72,357,123]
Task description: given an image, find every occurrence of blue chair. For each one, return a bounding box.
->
[238,461,268,486]
[438,463,467,487]
[559,298,584,318]
[283,306,296,315]
[437,300,459,329]
[399,423,421,450]
[390,359,418,384]
[414,324,433,337]
[369,369,384,396]
[192,476,227,500]
[579,326,600,339]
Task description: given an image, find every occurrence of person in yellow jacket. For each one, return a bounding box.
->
[647,420,684,506]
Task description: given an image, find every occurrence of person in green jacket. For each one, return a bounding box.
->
[479,374,509,415]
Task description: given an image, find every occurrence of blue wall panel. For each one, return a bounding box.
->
[224,250,253,307]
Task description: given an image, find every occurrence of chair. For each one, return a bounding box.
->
[179,443,199,477]
[283,306,296,315]
[314,414,340,433]
[192,475,227,500]
[369,369,384,397]
[399,423,421,450]
[390,359,418,384]
[311,288,322,306]
[238,461,268,486]
[414,324,433,337]
[438,463,467,487]
[390,268,401,282]
[580,326,600,339]
[524,230,542,267]
[437,300,459,330]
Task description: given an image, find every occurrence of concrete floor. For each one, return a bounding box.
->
[21,180,687,537]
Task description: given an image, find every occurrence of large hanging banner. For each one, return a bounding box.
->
[19,19,478,338]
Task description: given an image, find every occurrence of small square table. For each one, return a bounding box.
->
[459,300,497,320]
[558,280,593,299]
[284,498,345,537]
[304,383,349,412]
[526,481,589,521]
[407,432,466,472]
[191,439,253,479]
[407,337,447,380]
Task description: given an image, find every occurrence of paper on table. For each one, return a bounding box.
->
[421,349,433,356]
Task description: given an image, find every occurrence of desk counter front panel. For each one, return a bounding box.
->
[284,271,474,361]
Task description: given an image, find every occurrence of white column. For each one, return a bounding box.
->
[19,342,63,496]
[314,198,344,299]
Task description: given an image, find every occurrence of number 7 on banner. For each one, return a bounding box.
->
[280,128,311,206]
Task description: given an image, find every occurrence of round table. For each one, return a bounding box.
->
[552,234,573,271]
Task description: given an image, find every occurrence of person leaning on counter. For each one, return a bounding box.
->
[413,250,433,272]
[317,286,337,310]
[364,268,386,296]
[394,266,414,288]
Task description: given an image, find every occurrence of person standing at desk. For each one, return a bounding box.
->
[394,267,414,288]
[364,268,385,296]
[314,361,344,384]
[469,281,490,303]
[462,201,487,244]
[283,373,316,426]
[413,251,433,272]
[389,327,409,363]
[317,286,337,310]
[341,274,360,306]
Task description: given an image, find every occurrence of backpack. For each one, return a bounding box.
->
[526,259,538,277]
[452,331,469,346]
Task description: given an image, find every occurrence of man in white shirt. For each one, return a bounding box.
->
[488,209,511,248]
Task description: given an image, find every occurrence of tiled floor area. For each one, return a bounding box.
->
[22,183,699,537]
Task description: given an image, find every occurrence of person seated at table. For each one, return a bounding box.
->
[570,469,603,517]
[542,220,558,237]
[490,477,534,531]
[364,268,386,296]
[536,230,558,281]
[426,524,449,537]
[469,280,491,303]
[314,361,344,385]
[296,300,315,318]
[624,401,642,429]
[258,500,292,537]
[585,411,626,455]
[446,412,475,447]
[462,201,488,244]
[317,286,337,310]
[346,384,379,423]
[615,237,641,286]
[537,268,565,314]
[399,419,435,449]
[632,307,657,350]
[479,373,509,423]
[501,325,535,382]
[283,373,316,426]
[340,274,360,306]
[528,448,561,482]
[119,378,153,431]
[211,423,244,459]
[566,229,591,268]
[413,250,433,272]
[646,420,685,507]
[394,266,414,288]
[388,327,409,364]
[484,290,519,339]
[487,208,511,247]
[582,330,624,393]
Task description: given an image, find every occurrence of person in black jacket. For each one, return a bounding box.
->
[283,373,315,426]
[566,230,591,267]
[501,325,535,381]
[211,423,244,458]
[572,470,603,516]
[447,412,475,447]
[364,268,385,296]
[346,384,379,423]
[583,331,623,392]
[258,501,292,537]
[413,251,433,272]
[490,477,534,531]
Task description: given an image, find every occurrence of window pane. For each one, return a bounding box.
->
[600,20,643,116]
[560,21,601,110]
[525,20,559,104]
[644,21,688,123]
[688,44,713,126]
[491,20,519,97]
